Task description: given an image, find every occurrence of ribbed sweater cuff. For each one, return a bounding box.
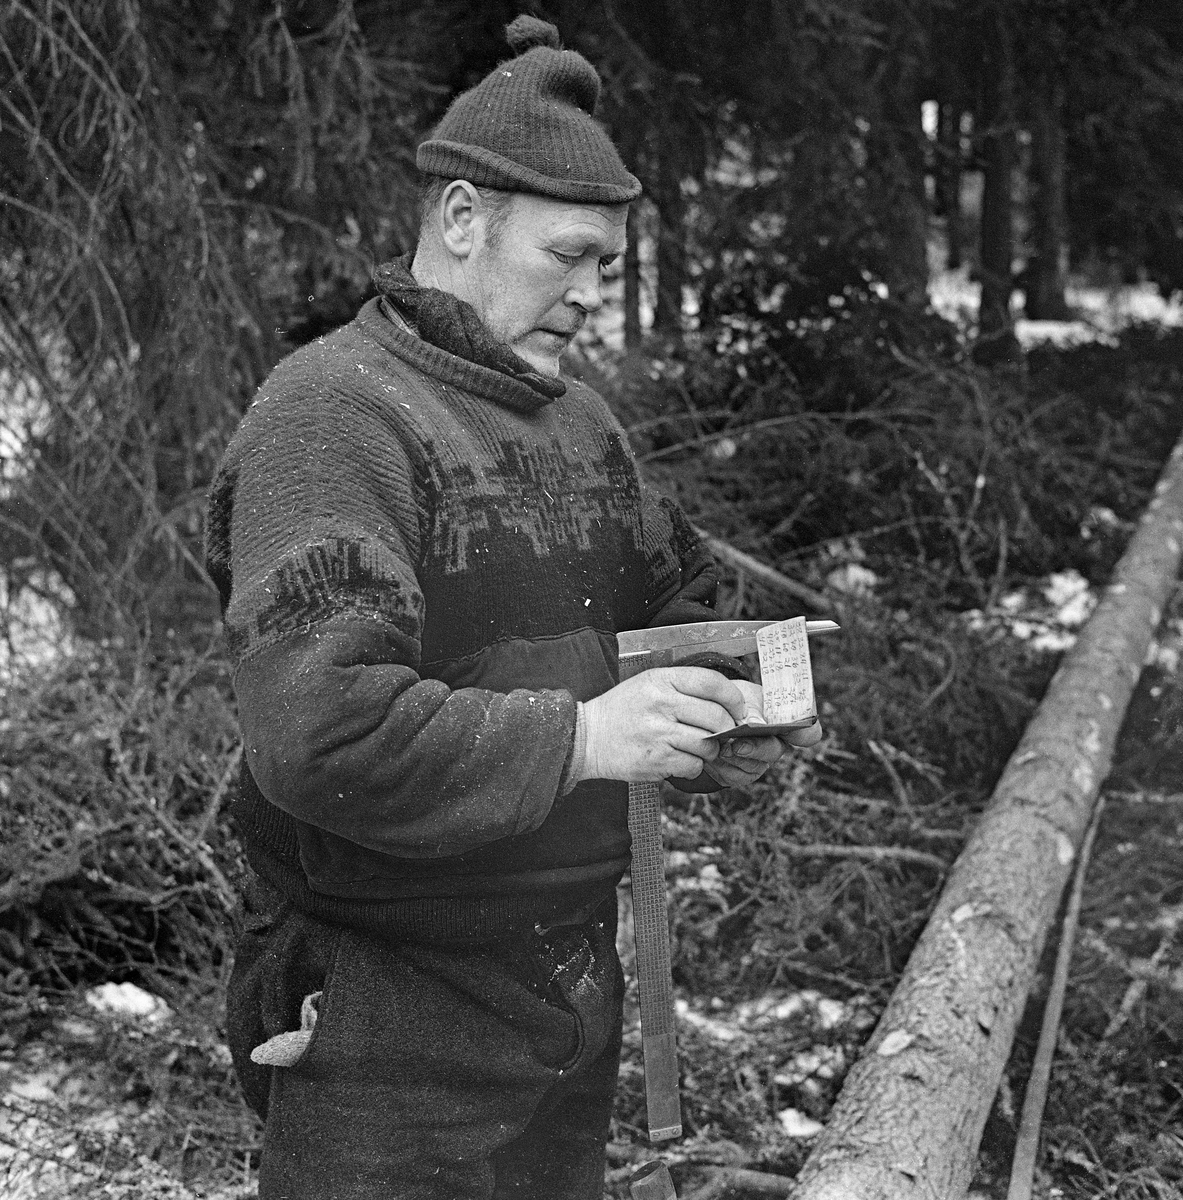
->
[560,703,588,795]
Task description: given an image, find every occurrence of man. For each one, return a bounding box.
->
[206,16,820,1199]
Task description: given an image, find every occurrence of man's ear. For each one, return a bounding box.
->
[440,180,479,260]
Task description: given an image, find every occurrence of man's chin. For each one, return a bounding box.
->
[519,358,562,377]
[513,340,565,377]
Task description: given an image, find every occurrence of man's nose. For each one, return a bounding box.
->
[564,260,604,313]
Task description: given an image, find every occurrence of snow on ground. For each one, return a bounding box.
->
[85,983,173,1030]
[962,564,1183,673]
[928,265,1183,348]
[673,990,869,1048]
[964,568,1098,653]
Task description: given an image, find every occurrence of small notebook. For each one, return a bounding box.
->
[706,616,817,742]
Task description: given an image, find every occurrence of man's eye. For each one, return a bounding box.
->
[599,255,620,273]
[553,251,579,266]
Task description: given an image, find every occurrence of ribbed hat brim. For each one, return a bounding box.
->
[418,140,640,205]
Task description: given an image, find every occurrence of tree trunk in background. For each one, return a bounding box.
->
[1026,77,1072,320]
[932,6,967,273]
[877,54,929,307]
[624,201,642,349]
[976,5,1020,360]
[653,109,687,334]
[936,101,964,271]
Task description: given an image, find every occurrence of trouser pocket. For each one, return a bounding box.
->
[540,898,623,1067]
[224,900,341,1121]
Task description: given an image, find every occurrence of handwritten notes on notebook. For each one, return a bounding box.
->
[706,616,817,742]
[757,616,816,726]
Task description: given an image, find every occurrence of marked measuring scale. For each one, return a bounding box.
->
[617,617,839,1141]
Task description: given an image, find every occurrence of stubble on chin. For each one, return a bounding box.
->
[512,332,569,377]
[517,352,562,377]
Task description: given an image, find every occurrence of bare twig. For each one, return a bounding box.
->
[1096,901,1183,1040]
[638,409,935,465]
[0,1122,101,1181]
[681,1164,796,1199]
[0,831,89,915]
[105,734,238,916]
[1006,796,1106,1200]
[627,409,733,434]
[781,842,949,873]
[192,742,244,846]
[866,739,915,818]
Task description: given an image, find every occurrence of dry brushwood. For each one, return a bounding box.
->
[778,842,949,874]
[1095,900,1183,1040]
[0,828,92,915]
[103,728,238,916]
[0,649,242,992]
[0,0,429,641]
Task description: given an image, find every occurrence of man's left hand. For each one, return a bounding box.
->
[702,675,824,787]
[702,733,783,787]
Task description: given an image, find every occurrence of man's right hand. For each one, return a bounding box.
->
[574,667,748,784]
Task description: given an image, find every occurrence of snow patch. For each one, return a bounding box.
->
[963,568,1097,652]
[85,983,172,1028]
[928,268,1183,343]
[825,563,879,598]
[777,1108,825,1138]
[675,989,871,1047]
[775,1045,847,1087]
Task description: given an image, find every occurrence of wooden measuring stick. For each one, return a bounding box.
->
[621,647,683,1142]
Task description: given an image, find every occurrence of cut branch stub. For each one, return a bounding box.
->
[791,431,1183,1199]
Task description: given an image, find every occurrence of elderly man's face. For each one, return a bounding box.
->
[465,194,628,376]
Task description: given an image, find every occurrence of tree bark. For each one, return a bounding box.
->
[935,101,964,271]
[876,53,929,307]
[653,108,686,335]
[931,4,966,273]
[792,432,1183,1199]
[1025,78,1072,321]
[625,200,643,349]
[976,5,1019,358]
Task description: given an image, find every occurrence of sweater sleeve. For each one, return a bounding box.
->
[640,483,719,628]
[214,374,575,861]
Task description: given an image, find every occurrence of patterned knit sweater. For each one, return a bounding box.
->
[206,294,717,943]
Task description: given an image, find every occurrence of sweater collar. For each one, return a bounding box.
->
[371,256,567,411]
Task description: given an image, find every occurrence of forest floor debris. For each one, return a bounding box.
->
[0,993,255,1198]
[2,568,1181,1200]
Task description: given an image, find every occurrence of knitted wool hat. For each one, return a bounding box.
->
[417,15,641,205]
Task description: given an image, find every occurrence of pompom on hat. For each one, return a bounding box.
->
[416,15,641,205]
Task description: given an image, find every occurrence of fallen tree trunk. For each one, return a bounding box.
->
[792,432,1183,1199]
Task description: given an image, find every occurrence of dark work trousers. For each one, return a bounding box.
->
[225,881,624,1200]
